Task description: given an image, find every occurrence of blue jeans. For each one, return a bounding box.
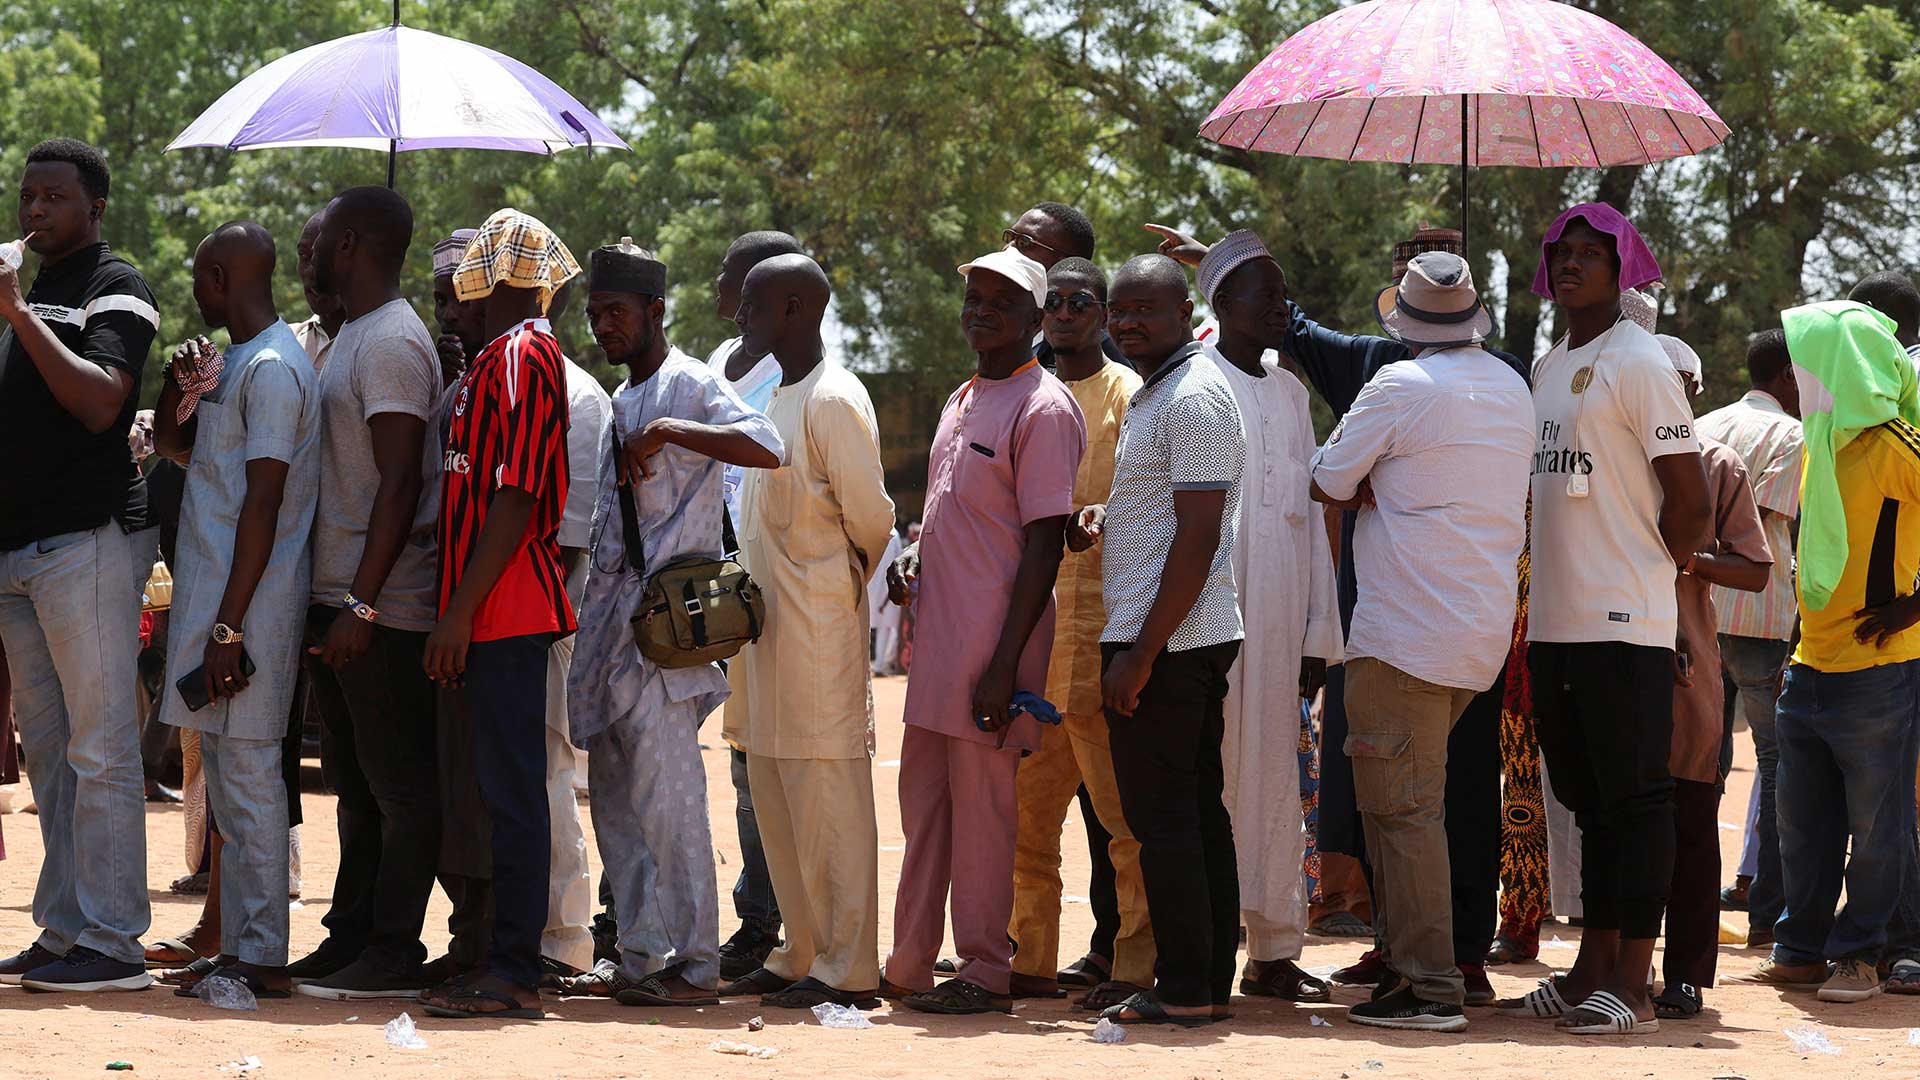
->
[0,524,153,965]
[730,748,781,933]
[1719,634,1790,932]
[1773,659,1920,965]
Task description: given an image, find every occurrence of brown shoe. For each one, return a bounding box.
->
[1725,958,1829,988]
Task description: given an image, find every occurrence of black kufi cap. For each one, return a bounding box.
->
[589,236,666,297]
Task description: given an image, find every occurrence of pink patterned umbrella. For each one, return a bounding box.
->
[1200,0,1729,240]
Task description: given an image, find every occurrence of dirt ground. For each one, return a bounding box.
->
[1,675,1916,1078]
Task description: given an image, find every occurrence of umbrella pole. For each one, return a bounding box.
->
[1451,93,1466,257]
[386,140,396,189]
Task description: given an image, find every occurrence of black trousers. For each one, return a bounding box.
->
[1663,779,1721,989]
[462,633,553,991]
[306,605,440,969]
[1447,687,1503,965]
[1105,639,1241,1007]
[1531,641,1677,939]
[1078,784,1120,961]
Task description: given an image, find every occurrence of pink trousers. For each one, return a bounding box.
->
[883,724,1022,994]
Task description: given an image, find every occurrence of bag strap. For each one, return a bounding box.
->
[721,501,739,560]
[613,417,647,577]
[682,578,709,646]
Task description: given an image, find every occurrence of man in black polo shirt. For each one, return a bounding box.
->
[0,138,160,992]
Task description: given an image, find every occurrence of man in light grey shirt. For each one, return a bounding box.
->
[1309,253,1533,1032]
[291,186,446,1001]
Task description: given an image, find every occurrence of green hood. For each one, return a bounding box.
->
[1783,299,1920,610]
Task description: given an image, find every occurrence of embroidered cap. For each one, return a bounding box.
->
[1196,229,1275,309]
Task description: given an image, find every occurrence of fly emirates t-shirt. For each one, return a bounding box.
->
[1528,319,1699,649]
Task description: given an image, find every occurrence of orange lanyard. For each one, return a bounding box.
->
[957,358,1039,416]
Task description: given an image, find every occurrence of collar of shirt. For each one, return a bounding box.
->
[26,241,110,294]
[1742,388,1789,416]
[1137,340,1206,393]
[480,317,553,353]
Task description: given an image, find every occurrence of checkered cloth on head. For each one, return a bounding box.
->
[452,208,581,311]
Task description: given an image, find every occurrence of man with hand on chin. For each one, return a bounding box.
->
[1074,254,1246,1029]
[882,247,1084,1015]
[151,221,318,1002]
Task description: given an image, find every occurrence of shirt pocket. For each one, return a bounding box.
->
[950,425,1017,520]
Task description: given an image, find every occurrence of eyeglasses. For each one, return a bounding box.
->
[1002,228,1059,259]
[1044,290,1105,315]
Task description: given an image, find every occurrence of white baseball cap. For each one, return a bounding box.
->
[958,246,1048,307]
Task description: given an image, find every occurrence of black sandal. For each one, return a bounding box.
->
[422,984,543,1020]
[157,956,220,988]
[1057,954,1111,989]
[723,966,791,996]
[1101,991,1215,1028]
[613,969,720,1007]
[932,957,963,976]
[763,976,880,1009]
[1652,983,1703,1020]
[1073,979,1148,1012]
[174,965,292,1000]
[902,978,1013,1015]
[1239,959,1331,1002]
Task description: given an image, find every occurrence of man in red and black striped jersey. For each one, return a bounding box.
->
[0,139,161,993]
[419,208,579,1021]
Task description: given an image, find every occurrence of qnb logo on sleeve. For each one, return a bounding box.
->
[1655,423,1693,441]
[443,449,471,475]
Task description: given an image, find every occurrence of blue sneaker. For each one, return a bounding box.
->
[0,943,61,985]
[20,946,152,992]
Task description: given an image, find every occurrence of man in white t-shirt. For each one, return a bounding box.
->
[1310,252,1534,1033]
[1499,204,1709,1036]
[710,230,807,980]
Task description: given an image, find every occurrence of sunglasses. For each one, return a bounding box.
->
[1002,228,1059,259]
[1044,290,1104,314]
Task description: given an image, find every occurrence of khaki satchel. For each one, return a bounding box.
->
[616,455,765,669]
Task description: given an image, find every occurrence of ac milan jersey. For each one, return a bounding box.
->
[438,318,576,642]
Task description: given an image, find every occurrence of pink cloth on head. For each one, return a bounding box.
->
[1530,201,1663,301]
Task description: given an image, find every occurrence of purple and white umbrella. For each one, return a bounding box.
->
[167,24,629,184]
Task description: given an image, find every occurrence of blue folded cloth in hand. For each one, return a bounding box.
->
[973,691,1062,732]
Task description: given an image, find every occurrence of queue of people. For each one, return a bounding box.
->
[2,135,1919,1038]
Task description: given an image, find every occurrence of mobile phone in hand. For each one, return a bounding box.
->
[176,649,256,712]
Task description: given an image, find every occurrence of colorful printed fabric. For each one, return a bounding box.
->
[1299,695,1322,904]
[1497,519,1551,932]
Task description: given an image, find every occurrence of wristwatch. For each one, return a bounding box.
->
[211,623,244,645]
[344,592,378,623]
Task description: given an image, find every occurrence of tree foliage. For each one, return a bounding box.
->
[3,0,1917,411]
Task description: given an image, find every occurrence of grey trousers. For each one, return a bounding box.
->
[587,697,720,989]
[202,731,290,966]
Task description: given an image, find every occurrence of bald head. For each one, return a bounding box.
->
[737,253,831,368]
[192,221,279,330]
[1112,253,1190,299]
[716,230,806,321]
[745,253,831,312]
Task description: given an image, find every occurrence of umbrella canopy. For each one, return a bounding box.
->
[168,25,629,158]
[1199,0,1728,168]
